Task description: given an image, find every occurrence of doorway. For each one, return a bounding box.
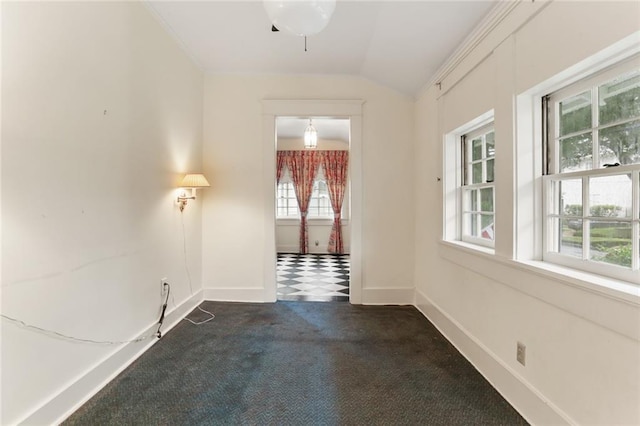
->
[275,117,350,302]
[261,100,363,304]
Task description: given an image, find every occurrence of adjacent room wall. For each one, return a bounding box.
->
[202,75,415,304]
[1,2,204,424]
[414,1,640,424]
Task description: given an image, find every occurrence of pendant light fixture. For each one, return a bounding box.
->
[263,0,336,37]
[304,119,318,149]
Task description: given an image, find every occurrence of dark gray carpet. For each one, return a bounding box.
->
[65,301,528,425]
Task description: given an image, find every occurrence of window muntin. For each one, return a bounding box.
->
[307,179,332,218]
[276,181,299,218]
[545,58,640,283]
[276,167,333,219]
[461,125,495,246]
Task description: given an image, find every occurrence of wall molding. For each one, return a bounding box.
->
[19,291,204,426]
[414,289,573,426]
[418,0,550,99]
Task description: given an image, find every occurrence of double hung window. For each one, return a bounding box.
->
[461,125,496,247]
[544,57,640,283]
[276,168,332,219]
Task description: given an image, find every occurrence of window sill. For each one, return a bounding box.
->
[439,240,639,340]
[441,240,495,257]
[514,260,640,304]
[439,240,639,305]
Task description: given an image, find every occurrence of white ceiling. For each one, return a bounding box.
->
[277,117,350,142]
[146,0,496,97]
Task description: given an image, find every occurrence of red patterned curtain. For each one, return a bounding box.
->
[276,151,287,184]
[321,151,349,253]
[285,151,320,254]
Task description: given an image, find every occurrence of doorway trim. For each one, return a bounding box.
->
[262,100,363,303]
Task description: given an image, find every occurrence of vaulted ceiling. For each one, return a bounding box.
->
[145,1,496,98]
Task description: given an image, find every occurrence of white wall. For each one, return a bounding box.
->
[202,75,414,303]
[415,1,640,424]
[1,2,204,424]
[276,220,350,254]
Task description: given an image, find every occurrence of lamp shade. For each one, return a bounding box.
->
[180,173,210,188]
[263,0,336,37]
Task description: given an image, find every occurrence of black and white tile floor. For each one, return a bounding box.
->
[277,253,350,302]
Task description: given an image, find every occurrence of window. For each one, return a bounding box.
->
[276,180,298,217]
[544,58,640,283]
[461,124,496,247]
[307,179,332,218]
[276,168,333,219]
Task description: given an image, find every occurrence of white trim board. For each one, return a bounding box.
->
[414,289,572,426]
[262,99,364,304]
[20,291,204,426]
[202,288,268,303]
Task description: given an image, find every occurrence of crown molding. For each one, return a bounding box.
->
[417,0,523,99]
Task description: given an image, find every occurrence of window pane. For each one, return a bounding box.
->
[480,187,493,213]
[486,159,494,183]
[485,132,495,158]
[472,162,482,184]
[465,213,478,237]
[589,174,632,218]
[561,218,583,258]
[559,132,592,172]
[599,70,640,125]
[559,90,592,136]
[469,189,478,211]
[560,179,583,216]
[599,119,640,166]
[589,221,632,268]
[480,215,494,240]
[548,180,561,216]
[472,138,483,161]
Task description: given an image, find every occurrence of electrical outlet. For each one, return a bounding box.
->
[315,240,319,246]
[517,342,526,366]
[160,277,168,297]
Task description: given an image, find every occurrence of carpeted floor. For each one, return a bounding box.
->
[65,301,528,425]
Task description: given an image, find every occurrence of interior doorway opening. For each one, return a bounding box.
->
[275,116,351,302]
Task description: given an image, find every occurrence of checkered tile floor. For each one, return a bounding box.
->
[277,253,350,302]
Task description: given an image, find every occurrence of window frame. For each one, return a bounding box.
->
[276,165,345,221]
[543,56,640,284]
[460,123,496,248]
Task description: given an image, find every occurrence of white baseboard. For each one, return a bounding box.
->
[276,247,351,254]
[414,289,573,426]
[203,288,267,303]
[361,287,414,305]
[276,245,299,253]
[19,291,204,426]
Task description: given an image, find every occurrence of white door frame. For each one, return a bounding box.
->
[262,99,363,304]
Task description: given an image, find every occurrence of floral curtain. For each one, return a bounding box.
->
[321,151,349,253]
[276,151,287,184]
[285,150,320,254]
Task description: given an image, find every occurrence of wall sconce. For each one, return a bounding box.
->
[177,173,210,212]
